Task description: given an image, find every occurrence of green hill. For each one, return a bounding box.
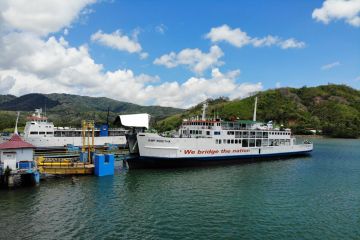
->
[0,93,183,131]
[155,84,360,138]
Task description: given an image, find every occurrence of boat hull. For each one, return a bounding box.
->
[127,150,312,169]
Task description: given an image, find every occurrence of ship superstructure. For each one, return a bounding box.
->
[23,109,127,148]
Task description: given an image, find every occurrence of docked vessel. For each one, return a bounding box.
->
[23,109,127,148]
[121,99,313,168]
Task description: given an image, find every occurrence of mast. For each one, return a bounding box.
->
[14,111,20,134]
[201,102,208,121]
[253,97,257,122]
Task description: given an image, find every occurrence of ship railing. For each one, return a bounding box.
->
[221,127,252,130]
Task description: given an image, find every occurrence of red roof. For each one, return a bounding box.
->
[0,134,35,150]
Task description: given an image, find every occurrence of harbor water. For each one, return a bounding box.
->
[1,138,359,239]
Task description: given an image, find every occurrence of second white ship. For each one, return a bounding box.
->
[23,109,127,148]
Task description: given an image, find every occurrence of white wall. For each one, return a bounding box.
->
[0,148,34,171]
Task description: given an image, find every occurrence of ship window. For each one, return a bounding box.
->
[238,140,242,144]
[199,131,202,134]
[223,139,226,144]
[256,140,261,147]
[227,139,231,144]
[256,132,262,138]
[263,132,268,138]
[231,139,234,144]
[235,139,238,144]
[190,130,193,134]
[242,139,248,147]
[30,131,38,135]
[250,132,255,138]
[39,132,45,135]
[46,132,53,135]
[206,131,210,135]
[214,131,220,135]
[249,139,255,147]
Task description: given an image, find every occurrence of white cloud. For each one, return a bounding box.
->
[279,38,306,49]
[206,25,251,47]
[321,61,341,70]
[153,45,224,74]
[0,31,262,108]
[312,0,360,27]
[155,24,167,34]
[142,68,263,108]
[275,82,281,88]
[91,30,148,59]
[205,25,305,49]
[0,75,16,94]
[355,76,360,81]
[252,35,279,47]
[0,1,263,108]
[0,0,96,36]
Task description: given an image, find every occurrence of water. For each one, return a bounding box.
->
[1,139,360,240]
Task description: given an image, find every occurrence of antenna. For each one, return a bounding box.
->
[14,111,20,134]
[253,97,258,122]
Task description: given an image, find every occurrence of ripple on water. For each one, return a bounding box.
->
[1,139,360,240]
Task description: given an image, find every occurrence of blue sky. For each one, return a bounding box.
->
[0,0,359,107]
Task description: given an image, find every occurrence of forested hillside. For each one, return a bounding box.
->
[155,84,360,138]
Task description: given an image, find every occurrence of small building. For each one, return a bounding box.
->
[0,134,35,173]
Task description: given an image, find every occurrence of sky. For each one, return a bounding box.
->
[0,0,359,108]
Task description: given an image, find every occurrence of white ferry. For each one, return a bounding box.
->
[120,99,313,168]
[23,109,127,148]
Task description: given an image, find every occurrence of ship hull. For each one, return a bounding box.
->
[127,150,312,169]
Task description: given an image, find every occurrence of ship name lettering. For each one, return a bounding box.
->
[197,149,219,155]
[221,149,231,153]
[232,149,250,153]
[184,150,195,154]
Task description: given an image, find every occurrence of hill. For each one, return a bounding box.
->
[0,93,183,131]
[155,84,360,138]
[0,94,16,104]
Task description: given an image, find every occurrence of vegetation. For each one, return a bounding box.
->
[1,85,359,138]
[0,93,183,131]
[155,84,360,138]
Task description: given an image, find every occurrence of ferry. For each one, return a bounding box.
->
[120,98,313,168]
[23,109,127,148]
